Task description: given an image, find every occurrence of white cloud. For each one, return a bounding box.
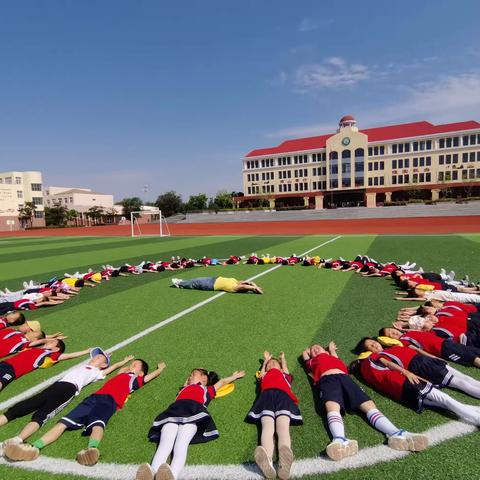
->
[266,72,480,138]
[270,71,288,87]
[295,57,370,89]
[298,18,333,32]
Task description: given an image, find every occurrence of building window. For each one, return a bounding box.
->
[413,173,418,183]
[439,138,445,149]
[470,152,476,162]
[413,158,418,167]
[32,197,43,206]
[330,179,338,189]
[392,160,397,169]
[34,211,44,219]
[462,170,468,180]
[398,159,403,169]
[425,173,431,182]
[15,177,22,184]
[17,191,23,198]
[392,176,397,185]
[452,170,458,180]
[404,174,409,183]
[404,159,409,168]
[439,155,444,165]
[438,172,444,181]
[419,157,425,167]
[379,161,384,170]
[373,177,378,186]
[5,177,12,184]
[426,156,431,166]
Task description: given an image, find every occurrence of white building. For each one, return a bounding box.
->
[44,187,115,225]
[0,171,45,231]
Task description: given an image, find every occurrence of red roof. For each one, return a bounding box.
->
[245,120,480,158]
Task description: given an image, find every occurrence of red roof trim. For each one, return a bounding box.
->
[245,120,480,158]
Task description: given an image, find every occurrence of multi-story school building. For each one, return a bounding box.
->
[0,171,45,231]
[237,116,480,209]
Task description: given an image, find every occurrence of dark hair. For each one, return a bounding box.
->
[378,327,387,336]
[136,359,149,376]
[194,368,219,386]
[38,331,46,339]
[348,359,361,375]
[111,270,120,277]
[406,288,418,298]
[399,279,410,291]
[55,339,66,353]
[75,279,85,287]
[353,337,374,355]
[424,301,433,307]
[8,312,26,326]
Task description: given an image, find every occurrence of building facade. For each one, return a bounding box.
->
[0,171,45,231]
[44,187,115,225]
[238,116,480,209]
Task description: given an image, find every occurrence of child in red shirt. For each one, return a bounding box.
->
[246,351,301,480]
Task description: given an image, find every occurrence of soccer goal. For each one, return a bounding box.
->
[130,210,171,237]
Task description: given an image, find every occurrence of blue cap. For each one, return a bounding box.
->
[90,347,110,367]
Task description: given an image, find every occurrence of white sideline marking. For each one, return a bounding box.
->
[0,420,476,479]
[0,235,342,411]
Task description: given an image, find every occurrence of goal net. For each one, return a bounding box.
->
[130,210,171,237]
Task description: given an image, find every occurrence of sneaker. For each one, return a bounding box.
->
[326,438,358,461]
[388,430,428,451]
[23,282,29,289]
[136,463,155,480]
[418,267,424,274]
[448,270,456,281]
[4,443,40,461]
[278,445,294,480]
[76,447,100,466]
[254,445,276,479]
[440,268,447,277]
[171,278,182,288]
[155,463,175,480]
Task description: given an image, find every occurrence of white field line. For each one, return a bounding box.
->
[0,420,476,479]
[0,235,342,412]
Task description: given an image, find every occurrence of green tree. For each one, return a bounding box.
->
[185,193,208,211]
[118,197,143,218]
[45,205,68,226]
[86,206,105,225]
[155,191,183,217]
[18,201,37,229]
[212,190,234,210]
[66,209,79,226]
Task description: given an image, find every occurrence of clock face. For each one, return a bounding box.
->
[342,137,351,146]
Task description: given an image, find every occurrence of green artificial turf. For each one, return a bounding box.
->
[0,234,479,480]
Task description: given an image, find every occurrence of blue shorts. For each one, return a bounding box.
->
[317,374,370,414]
[59,394,116,436]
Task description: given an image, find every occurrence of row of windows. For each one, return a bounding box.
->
[312,181,327,190]
[278,184,292,192]
[438,135,480,149]
[439,169,480,181]
[278,156,292,166]
[368,161,385,171]
[294,155,308,164]
[392,175,410,185]
[279,171,291,179]
[392,142,411,154]
[367,177,385,186]
[462,134,480,146]
[295,182,309,192]
[312,152,327,162]
[413,157,432,167]
[0,178,42,192]
[412,173,432,183]
[261,159,275,168]
[46,197,75,206]
[312,167,327,176]
[368,145,386,156]
[294,168,308,178]
[438,152,480,164]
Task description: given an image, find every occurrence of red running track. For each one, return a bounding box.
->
[1,216,479,237]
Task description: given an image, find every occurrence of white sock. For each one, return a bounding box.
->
[327,411,345,440]
[447,366,480,399]
[366,409,399,437]
[170,424,198,478]
[424,387,480,425]
[151,423,179,472]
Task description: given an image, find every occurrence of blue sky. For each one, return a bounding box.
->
[1,0,479,201]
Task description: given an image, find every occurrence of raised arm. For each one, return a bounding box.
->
[213,370,245,391]
[144,362,166,384]
[258,351,271,379]
[327,341,339,358]
[59,348,91,361]
[103,355,134,377]
[279,352,289,374]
